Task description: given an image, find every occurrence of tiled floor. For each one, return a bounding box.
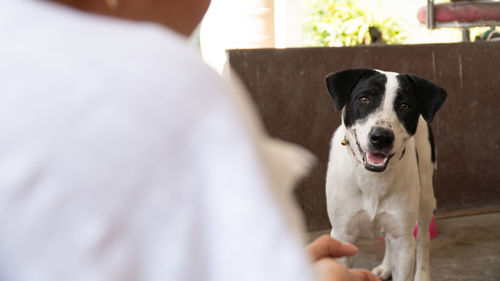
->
[309,212,500,281]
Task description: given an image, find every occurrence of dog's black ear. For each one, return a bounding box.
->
[325,68,375,111]
[406,75,447,123]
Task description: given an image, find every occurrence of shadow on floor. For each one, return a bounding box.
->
[309,212,500,281]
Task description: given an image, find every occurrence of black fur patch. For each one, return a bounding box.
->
[428,123,436,163]
[395,75,421,135]
[326,68,379,110]
[415,148,420,168]
[397,74,447,123]
[341,72,387,128]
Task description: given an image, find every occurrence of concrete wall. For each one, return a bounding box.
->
[227,42,500,231]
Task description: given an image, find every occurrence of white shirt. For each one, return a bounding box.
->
[0,1,316,281]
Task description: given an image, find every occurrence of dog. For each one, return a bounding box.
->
[324,68,447,281]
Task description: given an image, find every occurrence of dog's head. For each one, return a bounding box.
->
[326,68,447,172]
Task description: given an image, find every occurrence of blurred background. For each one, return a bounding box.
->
[198,0,499,72]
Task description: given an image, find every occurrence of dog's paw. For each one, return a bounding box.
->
[372,265,391,280]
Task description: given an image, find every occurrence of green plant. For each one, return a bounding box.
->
[303,0,408,47]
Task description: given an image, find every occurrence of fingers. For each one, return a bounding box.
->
[307,235,358,261]
[349,269,382,281]
[313,259,380,281]
[312,258,354,281]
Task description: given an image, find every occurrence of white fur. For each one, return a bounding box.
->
[326,71,436,281]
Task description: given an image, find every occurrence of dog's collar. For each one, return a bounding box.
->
[399,147,406,160]
[341,131,363,165]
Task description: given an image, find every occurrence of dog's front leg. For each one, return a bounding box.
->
[390,235,416,281]
[414,213,432,281]
[415,179,436,281]
[372,238,392,280]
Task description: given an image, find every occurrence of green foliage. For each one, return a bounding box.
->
[303,0,408,47]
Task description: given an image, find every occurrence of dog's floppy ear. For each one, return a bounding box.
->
[325,68,375,111]
[406,75,447,123]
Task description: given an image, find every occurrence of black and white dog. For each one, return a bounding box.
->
[325,69,447,281]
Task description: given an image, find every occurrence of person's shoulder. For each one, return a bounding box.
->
[18,0,217,83]
[51,5,231,106]
[87,18,226,99]
[2,0,237,132]
[76,11,209,73]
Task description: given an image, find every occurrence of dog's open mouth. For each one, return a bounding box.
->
[353,133,394,173]
[362,150,393,172]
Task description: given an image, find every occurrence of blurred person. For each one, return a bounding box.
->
[0,0,379,281]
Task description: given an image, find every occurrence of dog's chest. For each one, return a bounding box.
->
[343,175,419,239]
[345,202,399,238]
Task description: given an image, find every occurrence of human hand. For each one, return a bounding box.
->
[306,235,358,261]
[306,235,381,281]
[313,259,380,281]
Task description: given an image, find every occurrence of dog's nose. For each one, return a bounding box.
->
[369,127,394,149]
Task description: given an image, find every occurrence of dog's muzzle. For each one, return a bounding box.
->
[348,129,395,173]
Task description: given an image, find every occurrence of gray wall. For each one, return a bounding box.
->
[227,42,500,231]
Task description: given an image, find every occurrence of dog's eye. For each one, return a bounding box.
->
[359,97,370,104]
[399,103,409,111]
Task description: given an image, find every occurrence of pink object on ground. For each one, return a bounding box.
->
[417,2,500,24]
[414,215,438,240]
[377,215,438,240]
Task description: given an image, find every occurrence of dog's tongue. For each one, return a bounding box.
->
[367,152,387,165]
